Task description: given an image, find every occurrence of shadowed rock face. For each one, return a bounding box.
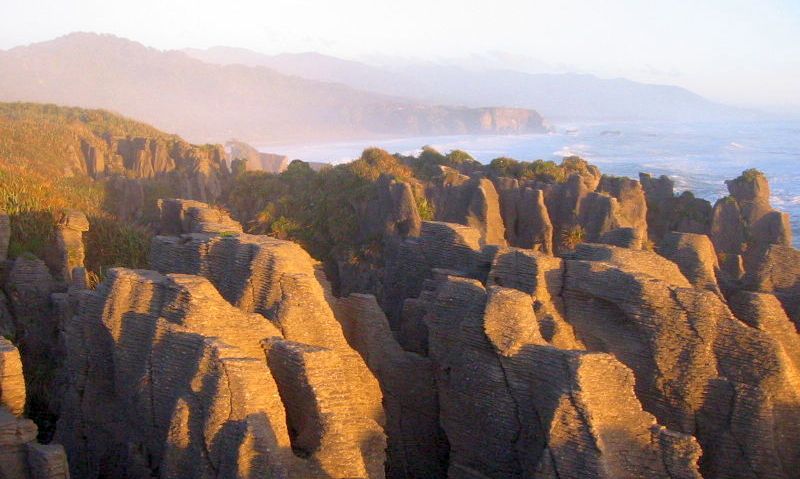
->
[0,338,69,479]
[561,245,800,478]
[743,244,800,328]
[0,211,9,262]
[333,294,448,479]
[413,274,701,478]
[639,173,713,244]
[428,173,507,247]
[84,135,229,192]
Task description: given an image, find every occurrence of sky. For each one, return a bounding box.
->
[0,0,798,110]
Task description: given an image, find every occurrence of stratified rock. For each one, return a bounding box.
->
[421,276,701,478]
[743,244,800,326]
[493,180,553,252]
[639,173,712,244]
[150,230,384,446]
[358,174,421,241]
[0,292,13,341]
[487,248,581,349]
[156,198,243,235]
[0,211,9,262]
[598,226,643,249]
[0,338,69,479]
[4,256,57,400]
[334,293,447,478]
[382,221,491,331]
[562,247,800,478]
[430,174,507,247]
[597,175,648,241]
[659,232,721,294]
[56,268,385,478]
[711,170,792,269]
[0,338,25,416]
[727,291,800,370]
[52,210,90,285]
[710,196,747,255]
[264,339,386,478]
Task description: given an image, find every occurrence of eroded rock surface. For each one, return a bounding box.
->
[0,338,69,479]
[56,268,385,478]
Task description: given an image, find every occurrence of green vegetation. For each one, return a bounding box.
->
[226,148,426,261]
[740,168,765,183]
[0,102,160,278]
[488,155,596,183]
[403,146,482,180]
[560,225,586,250]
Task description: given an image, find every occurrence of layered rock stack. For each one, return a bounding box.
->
[710,169,792,275]
[376,210,800,477]
[48,199,387,478]
[490,160,649,253]
[639,173,713,244]
[427,170,507,247]
[52,210,90,287]
[0,338,69,479]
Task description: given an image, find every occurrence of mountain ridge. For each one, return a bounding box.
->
[185,45,753,121]
[0,33,547,144]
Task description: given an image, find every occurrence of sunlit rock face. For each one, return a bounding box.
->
[0,338,69,479]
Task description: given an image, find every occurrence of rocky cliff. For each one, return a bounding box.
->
[3,146,800,479]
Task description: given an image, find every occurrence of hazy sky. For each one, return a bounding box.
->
[1,0,798,110]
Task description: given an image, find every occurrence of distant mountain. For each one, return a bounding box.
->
[0,33,547,144]
[185,47,751,121]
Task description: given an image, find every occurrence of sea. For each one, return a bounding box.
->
[259,120,800,247]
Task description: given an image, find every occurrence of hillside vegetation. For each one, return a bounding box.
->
[0,103,181,274]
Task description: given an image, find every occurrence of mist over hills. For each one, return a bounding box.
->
[185,46,751,122]
[0,33,546,144]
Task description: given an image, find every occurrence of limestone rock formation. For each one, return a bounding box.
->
[711,170,792,269]
[563,244,800,478]
[156,198,243,235]
[742,244,800,326]
[493,179,553,253]
[658,232,721,294]
[639,173,712,244]
[416,274,701,478]
[51,210,90,285]
[429,173,507,247]
[56,268,385,478]
[359,174,422,241]
[487,248,581,349]
[0,338,69,479]
[334,294,447,478]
